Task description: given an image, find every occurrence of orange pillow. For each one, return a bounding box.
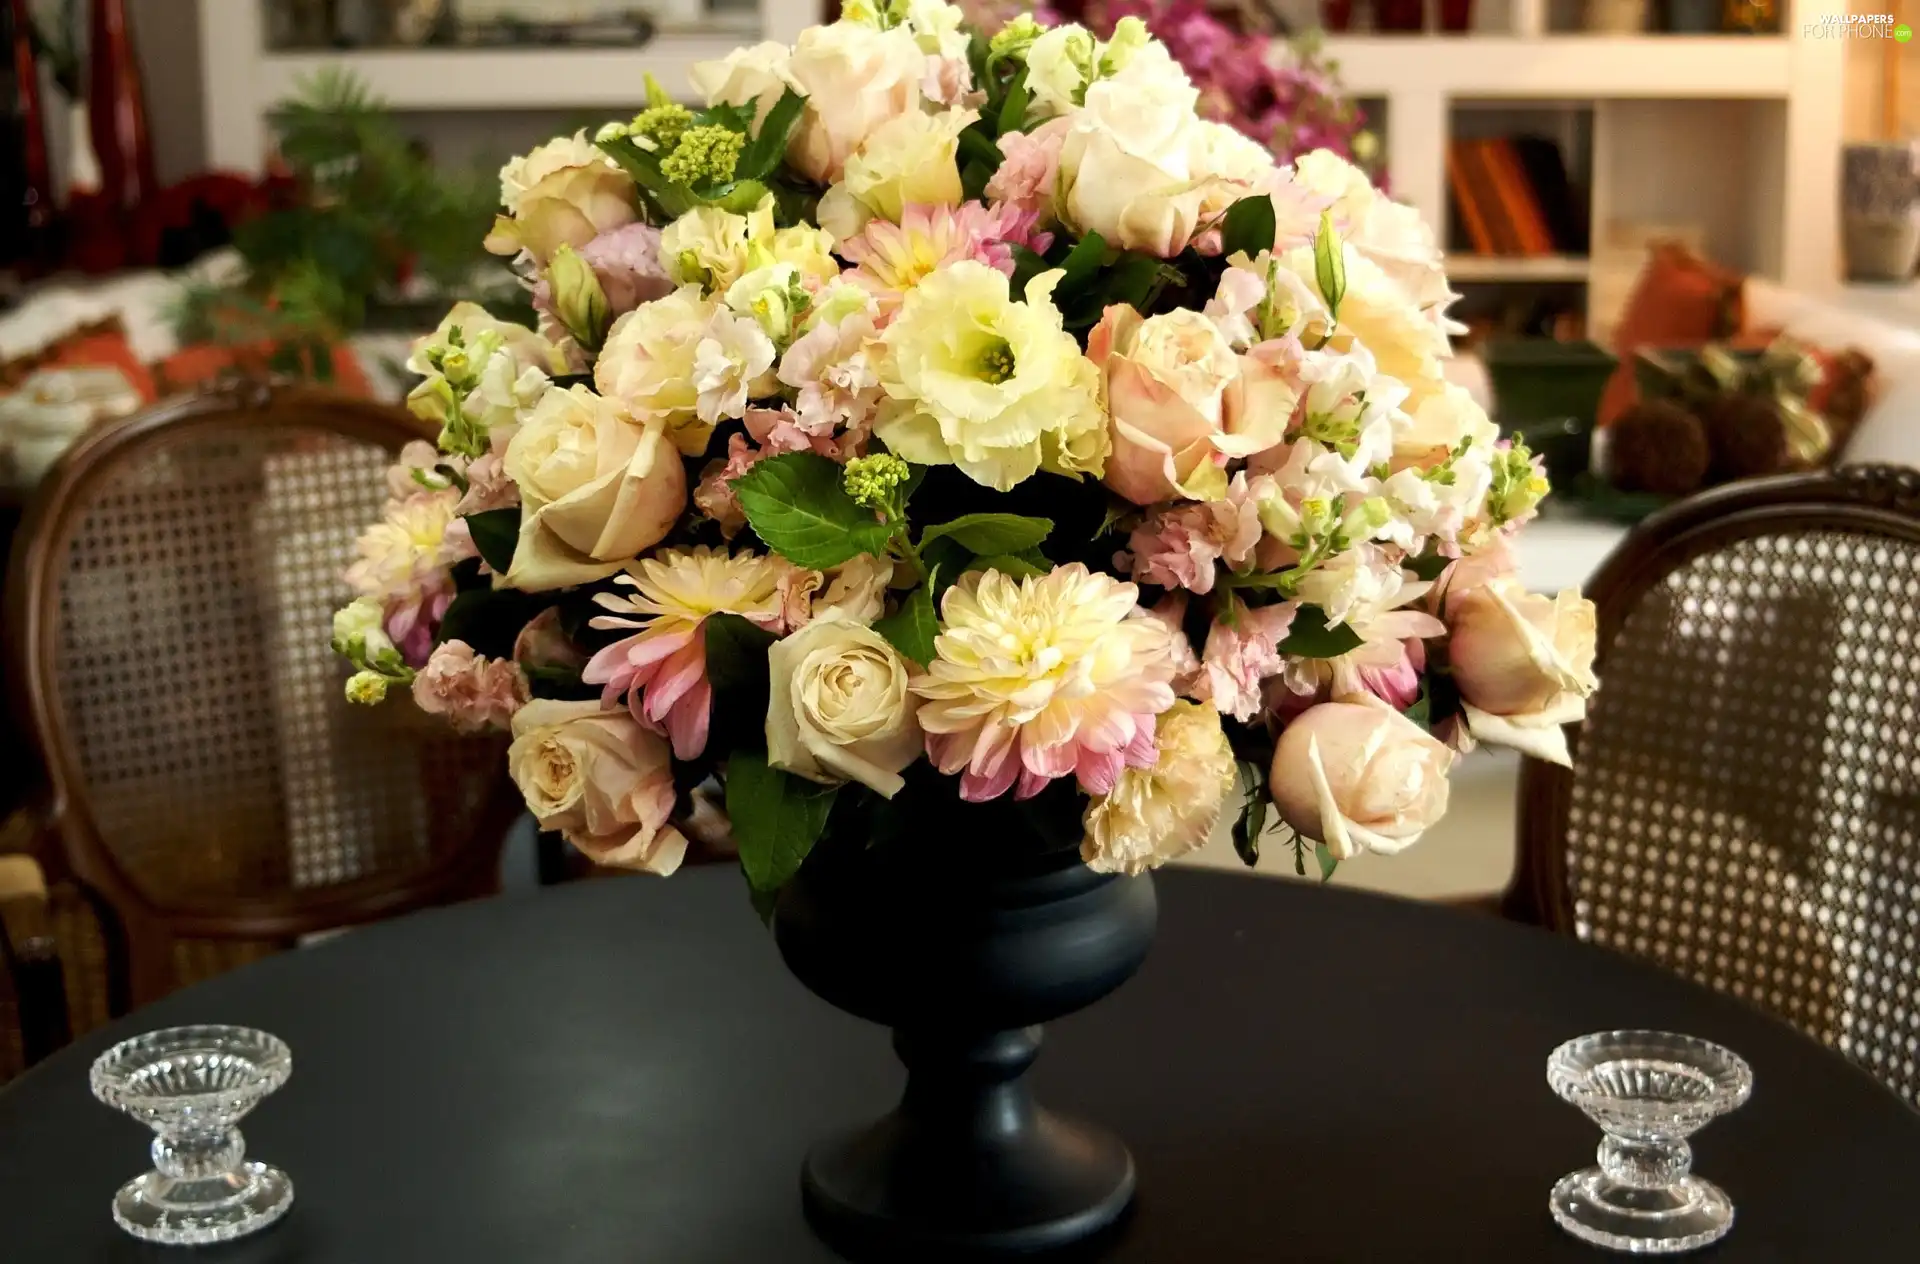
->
[1597,243,1746,426]
[155,342,373,399]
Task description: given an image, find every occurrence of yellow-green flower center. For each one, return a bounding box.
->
[975,338,1017,385]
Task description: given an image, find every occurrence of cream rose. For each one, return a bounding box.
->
[784,21,930,184]
[484,132,639,266]
[1447,578,1598,766]
[1055,60,1208,257]
[1093,305,1280,506]
[824,106,976,237]
[508,699,688,874]
[1025,23,1096,117]
[1269,694,1455,860]
[689,41,792,127]
[501,385,686,592]
[766,612,923,797]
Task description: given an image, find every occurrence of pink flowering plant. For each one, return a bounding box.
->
[333,2,1595,897]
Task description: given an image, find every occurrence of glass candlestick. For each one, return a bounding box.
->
[90,1025,294,1245]
[1547,1030,1752,1254]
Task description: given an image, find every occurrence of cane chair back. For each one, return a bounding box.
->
[6,385,518,1017]
[1510,465,1920,1105]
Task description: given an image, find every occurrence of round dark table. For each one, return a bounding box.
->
[3,869,1917,1262]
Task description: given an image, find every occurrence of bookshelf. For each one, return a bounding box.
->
[198,3,1846,310]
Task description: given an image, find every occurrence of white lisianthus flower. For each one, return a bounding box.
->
[1082,700,1237,876]
[485,132,639,265]
[874,262,1106,491]
[826,106,977,236]
[596,286,777,456]
[766,611,924,797]
[689,40,792,127]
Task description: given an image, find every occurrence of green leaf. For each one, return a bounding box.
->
[730,451,897,569]
[434,587,535,659]
[711,178,772,214]
[1221,194,1277,260]
[967,553,1048,579]
[1009,244,1050,294]
[957,122,1004,180]
[922,537,972,600]
[595,134,698,218]
[1401,681,1432,731]
[726,751,837,893]
[996,67,1030,135]
[1278,605,1367,659]
[874,583,939,667]
[747,878,780,928]
[960,159,993,204]
[1056,231,1107,292]
[1230,760,1266,868]
[1315,842,1340,882]
[1292,833,1308,877]
[704,613,777,753]
[1099,252,1184,315]
[734,88,806,181]
[463,507,520,576]
[920,512,1053,555]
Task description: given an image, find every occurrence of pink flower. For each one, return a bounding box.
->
[387,441,458,501]
[914,566,1180,802]
[778,304,884,435]
[985,117,1069,220]
[345,488,465,668]
[1142,592,1204,697]
[693,408,862,536]
[455,451,519,515]
[840,202,1039,314]
[1271,567,1447,714]
[577,222,674,316]
[1195,599,1297,723]
[1118,472,1269,594]
[386,589,453,669]
[411,640,531,733]
[582,547,795,759]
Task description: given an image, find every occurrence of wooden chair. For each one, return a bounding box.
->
[1,383,520,1036]
[1507,464,1920,1105]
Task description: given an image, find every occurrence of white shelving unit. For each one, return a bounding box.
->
[199,2,1849,296]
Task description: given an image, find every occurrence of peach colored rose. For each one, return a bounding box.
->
[1093,305,1271,505]
[1447,577,1598,766]
[507,699,688,874]
[783,21,929,185]
[411,641,530,733]
[484,133,639,266]
[1269,694,1455,860]
[500,385,687,592]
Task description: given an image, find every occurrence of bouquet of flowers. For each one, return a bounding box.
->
[332,2,1598,894]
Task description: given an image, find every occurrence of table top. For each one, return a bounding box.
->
[3,868,1917,1263]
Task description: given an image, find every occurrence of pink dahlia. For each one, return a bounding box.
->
[583,546,794,759]
[841,202,1048,315]
[913,565,1180,802]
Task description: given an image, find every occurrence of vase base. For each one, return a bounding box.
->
[800,1106,1136,1260]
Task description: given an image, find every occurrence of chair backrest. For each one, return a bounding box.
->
[1510,464,1920,1105]
[5,384,519,1011]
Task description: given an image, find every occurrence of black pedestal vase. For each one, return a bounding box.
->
[773,836,1157,1260]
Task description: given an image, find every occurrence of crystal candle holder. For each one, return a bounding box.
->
[1547,1030,1753,1254]
[90,1025,294,1245]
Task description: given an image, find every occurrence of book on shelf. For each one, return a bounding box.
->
[1446,134,1589,262]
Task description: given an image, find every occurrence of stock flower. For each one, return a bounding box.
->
[778,294,884,434]
[411,641,531,733]
[583,547,795,759]
[508,700,688,874]
[485,132,639,265]
[343,487,463,667]
[573,223,675,318]
[1195,599,1296,723]
[874,263,1106,491]
[1447,578,1598,766]
[1119,471,1268,595]
[1269,694,1455,860]
[1081,700,1236,876]
[595,286,776,456]
[985,117,1070,222]
[813,552,895,624]
[766,611,924,796]
[1271,567,1445,715]
[405,303,564,454]
[914,565,1179,801]
[784,19,930,184]
[500,385,687,591]
[820,107,977,239]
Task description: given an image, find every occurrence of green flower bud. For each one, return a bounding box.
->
[843,454,912,511]
[1313,210,1347,319]
[1098,16,1151,75]
[345,671,390,706]
[406,375,458,426]
[989,14,1044,60]
[548,245,611,352]
[660,125,744,189]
